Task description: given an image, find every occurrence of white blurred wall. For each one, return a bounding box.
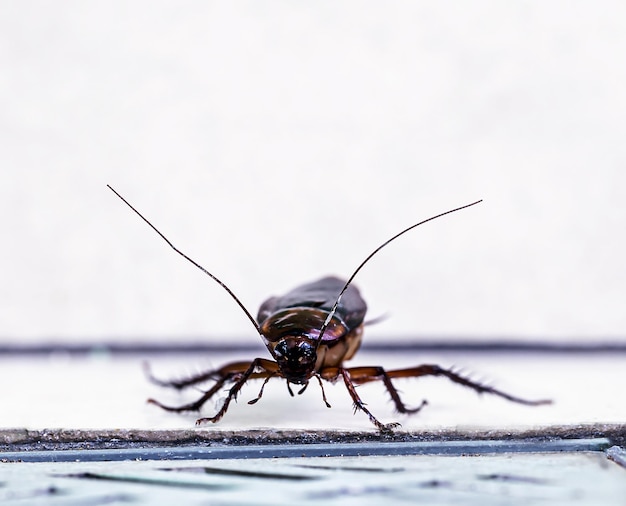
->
[1,2,624,344]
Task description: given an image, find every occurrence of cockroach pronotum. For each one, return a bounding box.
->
[108,185,550,431]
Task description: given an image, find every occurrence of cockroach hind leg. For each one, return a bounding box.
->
[146,397,198,413]
[398,398,428,415]
[148,376,232,414]
[143,361,173,388]
[383,364,552,407]
[143,361,218,390]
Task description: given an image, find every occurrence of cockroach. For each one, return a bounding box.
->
[108,185,550,431]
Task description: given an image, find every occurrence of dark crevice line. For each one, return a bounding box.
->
[294,464,404,473]
[307,484,397,500]
[477,473,549,485]
[54,472,232,491]
[0,486,62,501]
[417,479,453,488]
[55,492,134,505]
[161,466,317,481]
[2,340,626,355]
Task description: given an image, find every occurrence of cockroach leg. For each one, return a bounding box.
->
[144,364,216,391]
[286,382,295,397]
[195,358,279,425]
[297,382,309,395]
[339,368,401,432]
[148,378,229,412]
[383,364,552,406]
[143,361,181,388]
[313,374,331,408]
[248,371,277,405]
[345,366,429,414]
[148,359,278,415]
[144,360,255,390]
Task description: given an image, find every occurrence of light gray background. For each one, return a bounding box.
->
[1,2,624,344]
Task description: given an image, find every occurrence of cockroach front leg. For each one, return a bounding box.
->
[195,358,279,425]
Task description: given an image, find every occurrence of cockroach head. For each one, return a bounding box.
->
[270,337,317,384]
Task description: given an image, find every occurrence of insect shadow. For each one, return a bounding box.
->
[108,186,551,432]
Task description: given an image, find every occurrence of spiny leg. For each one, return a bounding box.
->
[342,366,428,414]
[144,360,257,390]
[147,360,278,414]
[196,358,279,425]
[148,376,232,412]
[357,364,552,406]
[339,368,401,432]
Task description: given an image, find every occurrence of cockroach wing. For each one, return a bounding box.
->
[257,276,367,330]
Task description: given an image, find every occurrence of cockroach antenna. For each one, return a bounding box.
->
[316,200,483,348]
[107,184,263,336]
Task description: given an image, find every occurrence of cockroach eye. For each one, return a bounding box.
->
[273,341,287,358]
[297,342,315,361]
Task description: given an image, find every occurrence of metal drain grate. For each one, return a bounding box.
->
[2,441,625,505]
